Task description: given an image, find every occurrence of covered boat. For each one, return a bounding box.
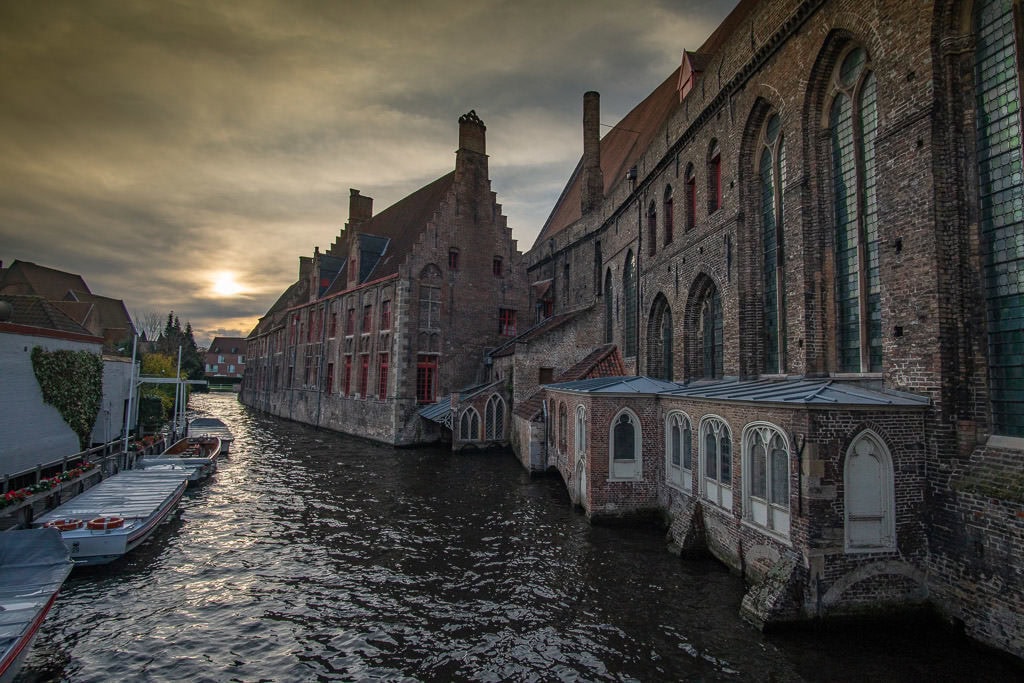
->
[188,417,234,454]
[33,469,189,565]
[0,528,73,683]
[137,435,221,482]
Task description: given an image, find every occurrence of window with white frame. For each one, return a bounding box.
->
[459,408,480,441]
[743,423,790,538]
[700,416,732,510]
[484,394,505,440]
[665,412,692,492]
[845,430,895,551]
[609,409,641,480]
[575,405,587,460]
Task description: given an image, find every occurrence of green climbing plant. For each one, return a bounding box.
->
[30,346,103,450]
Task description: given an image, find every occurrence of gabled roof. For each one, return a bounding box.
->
[0,294,95,336]
[330,172,455,283]
[534,69,683,246]
[0,260,89,299]
[249,279,306,337]
[548,375,681,394]
[556,344,626,381]
[209,336,247,353]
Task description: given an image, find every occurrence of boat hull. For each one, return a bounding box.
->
[33,470,189,565]
[0,529,73,683]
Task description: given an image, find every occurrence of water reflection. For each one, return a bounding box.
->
[18,393,1020,682]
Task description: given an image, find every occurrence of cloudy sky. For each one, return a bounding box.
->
[1,0,735,347]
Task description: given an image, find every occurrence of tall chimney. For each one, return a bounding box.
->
[349,188,373,225]
[458,110,486,155]
[581,91,604,215]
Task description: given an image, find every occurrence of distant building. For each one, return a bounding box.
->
[242,111,528,445]
[204,336,247,389]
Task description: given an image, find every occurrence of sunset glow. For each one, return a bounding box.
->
[212,272,243,297]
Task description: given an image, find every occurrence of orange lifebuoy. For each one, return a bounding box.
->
[44,518,83,531]
[87,516,125,530]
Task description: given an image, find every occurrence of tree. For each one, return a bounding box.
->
[134,310,163,341]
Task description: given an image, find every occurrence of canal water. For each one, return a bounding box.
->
[17,393,1020,682]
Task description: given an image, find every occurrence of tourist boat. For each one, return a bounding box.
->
[32,470,190,566]
[0,528,73,683]
[188,416,234,454]
[136,435,221,482]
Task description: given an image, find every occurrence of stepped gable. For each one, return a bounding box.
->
[328,172,455,283]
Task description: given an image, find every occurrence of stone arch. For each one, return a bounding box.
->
[608,407,642,480]
[646,293,673,380]
[821,560,928,609]
[844,428,896,551]
[458,407,480,441]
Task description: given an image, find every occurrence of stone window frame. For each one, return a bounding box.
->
[699,414,732,511]
[558,401,569,454]
[646,293,673,381]
[603,269,614,344]
[608,407,642,481]
[575,404,587,460]
[484,394,505,440]
[707,139,722,214]
[665,410,693,493]
[663,184,674,245]
[844,428,896,552]
[685,163,697,230]
[459,407,481,442]
[623,251,637,358]
[741,421,791,542]
[647,199,658,256]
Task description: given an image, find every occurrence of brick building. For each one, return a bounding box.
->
[241,111,528,446]
[204,336,246,389]
[499,0,1023,661]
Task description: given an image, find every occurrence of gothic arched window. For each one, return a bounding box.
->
[663,185,674,245]
[604,269,614,344]
[700,416,732,510]
[743,423,790,538]
[830,46,881,373]
[665,411,692,492]
[484,394,505,440]
[647,294,673,380]
[623,252,637,357]
[759,113,787,374]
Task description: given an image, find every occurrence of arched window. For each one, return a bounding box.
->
[665,411,693,492]
[609,409,642,480]
[700,416,732,510]
[575,405,587,458]
[646,294,673,380]
[844,430,895,551]
[604,269,614,344]
[623,252,637,357]
[830,46,881,373]
[558,402,568,453]
[759,112,787,374]
[700,286,724,379]
[685,163,697,230]
[663,185,674,244]
[708,140,722,213]
[743,423,790,538]
[484,394,505,440]
[459,408,480,441]
[647,200,657,256]
[975,0,1024,436]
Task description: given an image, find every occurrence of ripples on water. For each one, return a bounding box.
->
[17,394,1021,682]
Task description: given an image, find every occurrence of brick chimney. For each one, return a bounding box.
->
[349,188,373,226]
[458,110,486,155]
[581,91,604,215]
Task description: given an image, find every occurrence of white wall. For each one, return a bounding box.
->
[0,331,102,477]
[91,356,136,447]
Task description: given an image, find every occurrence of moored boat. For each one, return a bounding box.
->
[32,470,189,565]
[137,435,221,482]
[0,528,74,683]
[188,417,234,454]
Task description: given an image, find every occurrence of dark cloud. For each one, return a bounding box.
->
[1,0,735,346]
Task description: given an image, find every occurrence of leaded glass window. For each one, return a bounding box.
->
[830,46,881,373]
[975,0,1024,436]
[744,424,790,537]
[760,113,787,373]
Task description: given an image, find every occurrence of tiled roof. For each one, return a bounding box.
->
[0,294,95,336]
[209,336,247,353]
[329,172,455,282]
[513,390,545,421]
[0,260,88,299]
[249,279,306,337]
[556,344,625,381]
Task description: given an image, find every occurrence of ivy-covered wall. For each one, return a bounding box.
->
[31,346,103,449]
